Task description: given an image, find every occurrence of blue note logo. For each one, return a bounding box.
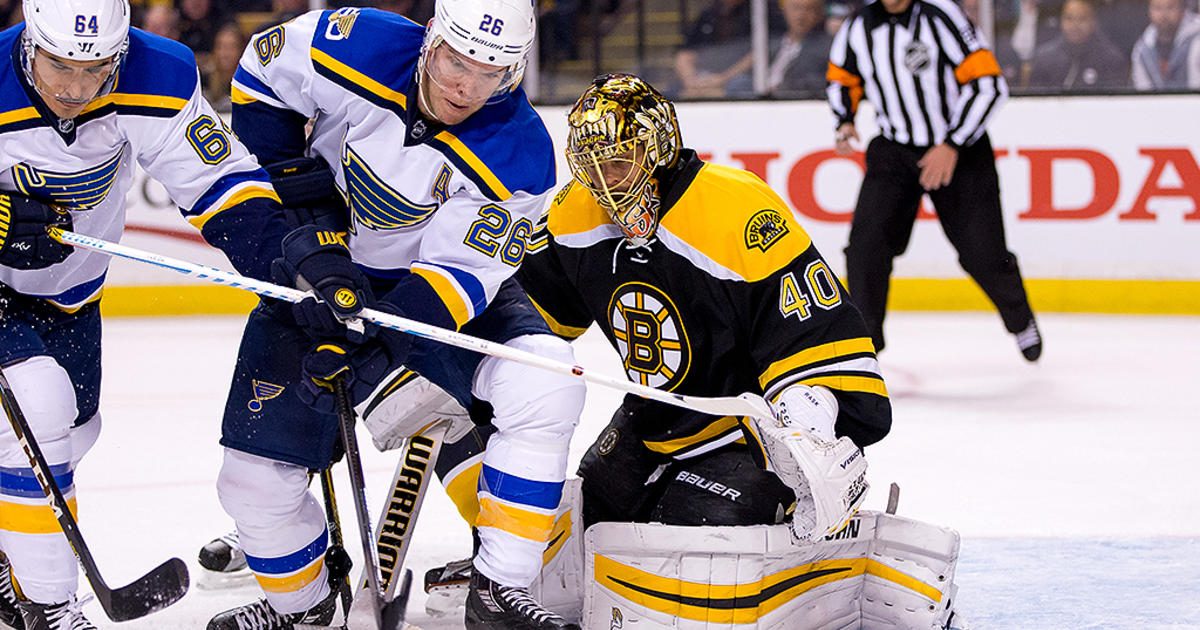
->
[248,380,284,412]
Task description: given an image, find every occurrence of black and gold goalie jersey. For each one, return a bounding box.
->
[517,150,891,456]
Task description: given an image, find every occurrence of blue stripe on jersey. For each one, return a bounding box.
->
[36,273,106,308]
[479,464,563,511]
[188,170,273,216]
[244,531,329,575]
[0,464,73,499]
[421,262,487,314]
[115,29,200,101]
[233,65,282,102]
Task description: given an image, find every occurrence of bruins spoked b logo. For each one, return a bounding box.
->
[607,282,690,390]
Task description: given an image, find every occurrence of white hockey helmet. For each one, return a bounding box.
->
[418,0,536,102]
[21,0,130,100]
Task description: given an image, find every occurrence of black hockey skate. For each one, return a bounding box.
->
[423,557,472,615]
[1015,318,1042,362]
[465,570,579,630]
[15,596,96,630]
[207,546,351,630]
[199,531,249,573]
[206,583,348,630]
[0,552,24,630]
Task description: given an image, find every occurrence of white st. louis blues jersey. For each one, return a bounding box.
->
[0,25,281,309]
[231,8,555,331]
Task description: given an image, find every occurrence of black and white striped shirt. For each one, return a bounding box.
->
[826,0,1007,148]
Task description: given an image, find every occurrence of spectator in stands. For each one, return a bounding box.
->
[179,0,228,58]
[769,0,830,96]
[1132,0,1200,89]
[375,0,434,23]
[205,22,248,113]
[1028,0,1127,89]
[140,3,180,40]
[826,1,852,36]
[1097,0,1149,56]
[539,0,581,66]
[0,0,18,28]
[674,0,782,98]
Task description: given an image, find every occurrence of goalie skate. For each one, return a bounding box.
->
[196,531,255,590]
[422,558,472,616]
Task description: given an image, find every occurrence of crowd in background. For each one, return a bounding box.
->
[0,0,1196,104]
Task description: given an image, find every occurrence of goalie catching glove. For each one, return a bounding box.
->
[749,384,869,542]
[271,224,375,342]
[0,192,73,269]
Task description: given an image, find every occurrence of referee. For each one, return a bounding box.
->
[826,0,1042,361]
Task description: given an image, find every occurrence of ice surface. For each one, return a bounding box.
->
[54,311,1200,628]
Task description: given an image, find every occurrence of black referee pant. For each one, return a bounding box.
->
[845,133,1034,352]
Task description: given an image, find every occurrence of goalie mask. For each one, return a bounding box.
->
[565,74,681,246]
[21,0,130,115]
[417,0,535,114]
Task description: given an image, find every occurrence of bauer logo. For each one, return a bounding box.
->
[247,380,284,412]
[744,209,789,252]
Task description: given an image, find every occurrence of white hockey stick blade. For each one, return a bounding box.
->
[51,229,776,423]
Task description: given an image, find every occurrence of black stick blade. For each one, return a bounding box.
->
[96,557,189,622]
[381,569,411,630]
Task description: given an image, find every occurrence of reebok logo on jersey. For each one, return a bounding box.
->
[674,471,742,501]
[745,209,789,252]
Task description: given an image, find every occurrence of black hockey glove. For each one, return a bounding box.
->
[271,224,375,342]
[0,193,73,270]
[265,156,348,232]
[299,325,413,413]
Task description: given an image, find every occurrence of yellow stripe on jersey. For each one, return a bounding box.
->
[528,297,588,339]
[477,497,557,543]
[430,130,512,201]
[547,181,612,236]
[642,416,741,454]
[310,48,407,109]
[443,461,482,525]
[187,185,281,230]
[411,266,471,330]
[659,163,812,282]
[758,337,876,391]
[81,93,189,115]
[801,374,888,398]
[0,498,78,535]
[0,107,39,127]
[231,86,258,105]
[253,558,326,594]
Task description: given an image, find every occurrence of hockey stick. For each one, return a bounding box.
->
[332,375,408,630]
[319,468,354,615]
[49,229,776,423]
[360,420,447,601]
[0,364,189,622]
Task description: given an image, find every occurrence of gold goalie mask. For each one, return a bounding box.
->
[565,74,682,246]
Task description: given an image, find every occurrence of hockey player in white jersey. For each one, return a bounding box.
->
[0,0,291,629]
[208,1,585,629]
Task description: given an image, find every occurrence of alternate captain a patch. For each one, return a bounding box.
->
[745,208,789,252]
[607,282,690,390]
[12,151,124,210]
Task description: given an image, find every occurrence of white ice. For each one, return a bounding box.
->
[56,311,1200,628]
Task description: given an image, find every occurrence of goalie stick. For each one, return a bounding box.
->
[359,420,447,602]
[332,376,408,630]
[0,364,189,622]
[49,229,777,424]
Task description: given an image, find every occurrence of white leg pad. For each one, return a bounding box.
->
[529,478,587,624]
[582,511,961,630]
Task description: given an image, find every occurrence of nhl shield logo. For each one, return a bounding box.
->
[904,41,931,73]
[744,209,789,252]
